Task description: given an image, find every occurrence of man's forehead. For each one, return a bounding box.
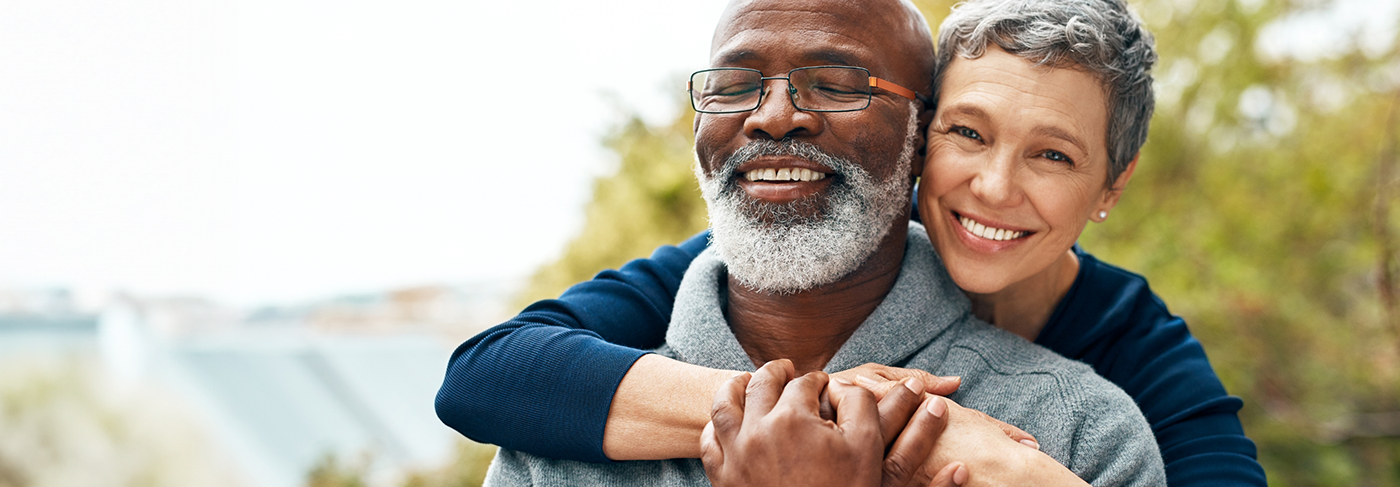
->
[712,1,889,49]
[708,0,929,79]
[712,36,871,68]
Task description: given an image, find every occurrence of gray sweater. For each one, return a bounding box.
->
[487,223,1166,486]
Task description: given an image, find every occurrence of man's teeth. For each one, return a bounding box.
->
[959,216,1026,241]
[743,168,827,182]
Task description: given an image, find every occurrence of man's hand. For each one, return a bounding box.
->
[701,359,885,487]
[700,360,973,487]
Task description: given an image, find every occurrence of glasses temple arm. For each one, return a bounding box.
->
[869,77,932,107]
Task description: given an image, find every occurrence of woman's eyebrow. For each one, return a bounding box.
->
[939,103,990,122]
[1032,125,1089,153]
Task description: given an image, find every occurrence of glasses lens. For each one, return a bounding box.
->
[789,67,871,111]
[691,69,762,113]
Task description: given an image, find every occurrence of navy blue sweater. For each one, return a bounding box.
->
[436,232,1267,485]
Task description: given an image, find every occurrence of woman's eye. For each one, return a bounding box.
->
[1043,150,1074,164]
[953,126,981,141]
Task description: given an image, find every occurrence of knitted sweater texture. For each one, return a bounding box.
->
[486,224,1165,486]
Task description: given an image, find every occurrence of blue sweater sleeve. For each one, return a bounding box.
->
[1037,250,1268,485]
[434,230,710,463]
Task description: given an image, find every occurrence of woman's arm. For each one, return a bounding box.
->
[435,228,967,462]
[1039,252,1268,485]
[434,231,712,462]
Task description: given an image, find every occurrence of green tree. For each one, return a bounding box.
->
[305,441,496,487]
[1057,0,1400,484]
[515,90,709,306]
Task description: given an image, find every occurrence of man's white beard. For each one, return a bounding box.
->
[696,104,920,294]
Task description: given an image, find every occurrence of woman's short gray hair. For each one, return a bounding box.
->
[934,0,1157,185]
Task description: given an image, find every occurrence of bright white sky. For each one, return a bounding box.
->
[0,0,727,306]
[0,0,1392,307]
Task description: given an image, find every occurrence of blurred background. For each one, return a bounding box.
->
[0,0,1396,485]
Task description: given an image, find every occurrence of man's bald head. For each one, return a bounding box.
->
[711,0,936,97]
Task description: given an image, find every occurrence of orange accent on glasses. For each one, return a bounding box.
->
[871,77,920,102]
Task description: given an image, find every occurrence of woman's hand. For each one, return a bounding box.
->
[899,397,1090,487]
[829,363,962,400]
[830,364,1038,450]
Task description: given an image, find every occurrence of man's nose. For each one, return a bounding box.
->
[969,150,1024,208]
[742,81,825,140]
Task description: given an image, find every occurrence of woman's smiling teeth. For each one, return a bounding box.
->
[743,168,827,182]
[959,215,1027,241]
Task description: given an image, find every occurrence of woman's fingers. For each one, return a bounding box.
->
[881,395,949,487]
[832,364,961,401]
[919,375,962,397]
[923,462,968,487]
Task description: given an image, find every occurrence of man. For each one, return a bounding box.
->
[483,0,1164,485]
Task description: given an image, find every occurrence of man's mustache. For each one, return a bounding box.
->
[712,140,851,188]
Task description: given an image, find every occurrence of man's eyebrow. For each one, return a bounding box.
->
[801,50,860,67]
[715,50,760,65]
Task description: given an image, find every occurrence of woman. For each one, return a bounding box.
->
[436,0,1265,484]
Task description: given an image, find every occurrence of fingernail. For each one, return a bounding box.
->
[927,396,945,418]
[903,378,922,394]
[942,376,961,383]
[952,464,968,486]
[856,375,880,386]
[833,376,853,385]
[1020,439,1040,450]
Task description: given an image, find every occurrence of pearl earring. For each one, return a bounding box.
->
[1097,210,1108,220]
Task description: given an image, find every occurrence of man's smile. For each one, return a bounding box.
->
[743,167,827,182]
[732,157,836,204]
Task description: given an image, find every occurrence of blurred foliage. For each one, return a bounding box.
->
[305,441,496,487]
[0,359,240,487]
[514,89,710,306]
[497,0,1400,485]
[1057,0,1400,484]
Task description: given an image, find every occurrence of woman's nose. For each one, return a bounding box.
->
[969,152,1022,208]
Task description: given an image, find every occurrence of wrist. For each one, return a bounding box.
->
[603,355,738,460]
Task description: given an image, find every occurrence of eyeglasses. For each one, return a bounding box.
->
[687,65,931,114]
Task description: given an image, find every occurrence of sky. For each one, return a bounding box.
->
[0,0,1394,307]
[0,0,727,306]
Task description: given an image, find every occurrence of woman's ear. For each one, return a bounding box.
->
[1093,153,1139,221]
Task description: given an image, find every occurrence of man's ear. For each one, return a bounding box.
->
[1097,153,1139,213]
[911,106,935,178]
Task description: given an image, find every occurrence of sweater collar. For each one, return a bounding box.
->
[665,222,972,372]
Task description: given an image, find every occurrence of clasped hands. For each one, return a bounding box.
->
[700,360,1052,487]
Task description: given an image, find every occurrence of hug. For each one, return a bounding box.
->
[438,0,1267,485]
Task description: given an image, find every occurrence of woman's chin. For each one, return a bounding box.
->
[945,266,1013,296]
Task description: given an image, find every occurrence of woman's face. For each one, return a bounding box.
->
[920,45,1136,294]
